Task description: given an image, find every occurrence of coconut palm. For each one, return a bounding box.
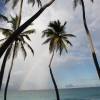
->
[0,13,9,90]
[42,20,75,100]
[0,0,55,58]
[73,0,100,78]
[0,0,34,95]
[0,0,24,90]
[0,15,34,100]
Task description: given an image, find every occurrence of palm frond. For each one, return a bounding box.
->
[0,28,12,32]
[22,29,35,35]
[0,44,11,59]
[42,29,54,37]
[59,41,63,55]
[7,44,13,59]
[42,37,52,45]
[48,20,67,34]
[73,0,81,9]
[24,41,34,56]
[5,0,19,8]
[28,0,42,7]
[5,0,42,8]
[21,42,27,60]
[12,0,19,9]
[49,38,55,53]
[64,39,73,46]
[56,39,67,55]
[10,15,19,30]
[61,41,68,53]
[23,35,31,41]
[60,21,67,33]
[0,28,12,37]
[73,0,93,9]
[62,34,76,37]
[13,42,20,59]
[49,20,60,33]
[91,0,94,2]
[0,14,8,22]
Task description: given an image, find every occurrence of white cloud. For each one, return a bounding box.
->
[0,0,100,90]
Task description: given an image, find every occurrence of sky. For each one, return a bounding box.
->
[0,0,100,90]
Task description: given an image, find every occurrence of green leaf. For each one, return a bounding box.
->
[0,14,8,22]
[0,28,12,37]
[22,29,35,35]
[24,35,31,41]
[64,39,72,46]
[73,0,81,9]
[62,34,76,37]
[24,41,34,56]
[13,42,20,59]
[28,0,42,7]
[21,42,27,60]
[42,37,51,45]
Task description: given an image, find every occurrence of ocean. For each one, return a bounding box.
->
[0,87,100,100]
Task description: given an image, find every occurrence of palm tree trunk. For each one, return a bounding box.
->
[4,56,14,100]
[0,0,55,58]
[81,0,100,78]
[0,46,11,90]
[49,50,60,100]
[4,45,15,100]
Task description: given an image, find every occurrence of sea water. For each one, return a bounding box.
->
[0,87,100,100]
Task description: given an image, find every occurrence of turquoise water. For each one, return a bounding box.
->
[0,87,100,100]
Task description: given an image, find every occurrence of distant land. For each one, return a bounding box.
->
[65,84,100,89]
[1,83,100,91]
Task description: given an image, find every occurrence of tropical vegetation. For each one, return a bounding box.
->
[0,0,99,100]
[42,20,75,100]
[0,0,35,100]
[0,0,55,57]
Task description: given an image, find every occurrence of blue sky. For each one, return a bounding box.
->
[0,0,100,90]
[0,0,6,13]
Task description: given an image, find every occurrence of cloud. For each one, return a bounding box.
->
[0,0,100,90]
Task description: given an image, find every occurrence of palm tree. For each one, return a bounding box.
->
[42,20,75,100]
[0,0,55,58]
[0,16,34,100]
[0,0,34,94]
[0,22,35,90]
[0,13,10,90]
[73,0,100,78]
[0,0,23,90]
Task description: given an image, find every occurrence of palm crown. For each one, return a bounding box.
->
[5,0,42,8]
[0,15,34,59]
[0,0,42,22]
[42,20,75,55]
